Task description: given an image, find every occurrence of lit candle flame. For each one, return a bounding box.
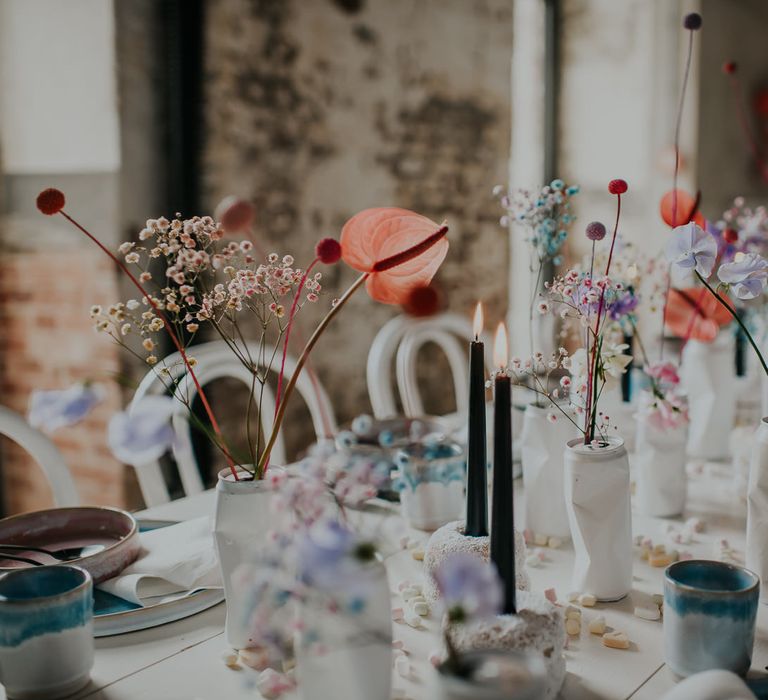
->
[493,322,508,370]
[473,302,484,340]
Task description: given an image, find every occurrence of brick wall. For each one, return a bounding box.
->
[0,248,129,514]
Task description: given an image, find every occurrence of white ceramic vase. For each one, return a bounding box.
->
[634,405,688,517]
[681,335,736,460]
[520,404,576,539]
[564,437,632,601]
[213,466,284,650]
[747,418,768,603]
[296,559,392,700]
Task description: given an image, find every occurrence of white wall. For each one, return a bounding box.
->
[0,0,120,174]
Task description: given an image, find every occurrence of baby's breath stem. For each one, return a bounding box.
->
[59,210,239,478]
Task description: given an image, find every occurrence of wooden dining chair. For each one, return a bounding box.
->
[366,312,492,420]
[128,340,337,506]
[0,405,79,506]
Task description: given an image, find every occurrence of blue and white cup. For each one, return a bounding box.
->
[664,560,759,677]
[393,441,465,531]
[0,565,94,699]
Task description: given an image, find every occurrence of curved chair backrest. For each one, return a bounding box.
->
[128,340,337,506]
[0,406,79,507]
[367,313,492,419]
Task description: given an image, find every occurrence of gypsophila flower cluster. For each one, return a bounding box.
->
[92,215,322,367]
[545,269,636,342]
[494,178,580,265]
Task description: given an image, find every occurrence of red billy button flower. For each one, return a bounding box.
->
[608,179,628,195]
[402,284,442,318]
[315,237,342,264]
[723,61,738,75]
[683,12,702,30]
[724,228,739,244]
[585,221,607,241]
[36,188,66,216]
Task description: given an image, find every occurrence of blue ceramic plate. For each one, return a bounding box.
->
[92,519,224,637]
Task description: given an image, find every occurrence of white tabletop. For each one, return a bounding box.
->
[2,463,766,700]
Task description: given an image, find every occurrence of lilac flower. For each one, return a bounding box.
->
[717,253,768,300]
[666,222,718,277]
[107,396,176,465]
[28,383,104,433]
[433,553,502,623]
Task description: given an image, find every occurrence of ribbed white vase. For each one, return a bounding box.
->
[564,437,632,601]
[521,403,577,539]
[747,418,768,603]
[213,467,283,650]
[295,560,392,700]
[681,334,736,460]
[634,402,688,517]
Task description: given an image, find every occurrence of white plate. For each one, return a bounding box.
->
[92,518,224,637]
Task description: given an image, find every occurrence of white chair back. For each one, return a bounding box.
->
[367,313,492,420]
[128,340,337,506]
[0,406,79,507]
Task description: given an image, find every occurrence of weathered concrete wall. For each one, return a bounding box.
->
[202,0,514,437]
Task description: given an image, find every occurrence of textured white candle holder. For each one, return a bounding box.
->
[422,520,529,604]
[446,590,566,700]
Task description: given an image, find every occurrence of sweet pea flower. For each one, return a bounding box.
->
[108,396,176,465]
[666,222,718,278]
[717,253,768,300]
[28,383,104,433]
[434,553,502,623]
[645,361,680,387]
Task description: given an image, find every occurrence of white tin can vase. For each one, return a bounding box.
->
[564,437,632,601]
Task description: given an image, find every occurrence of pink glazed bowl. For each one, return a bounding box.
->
[0,507,140,583]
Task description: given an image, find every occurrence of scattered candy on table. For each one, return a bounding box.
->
[602,631,630,650]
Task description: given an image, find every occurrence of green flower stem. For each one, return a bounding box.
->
[695,271,768,377]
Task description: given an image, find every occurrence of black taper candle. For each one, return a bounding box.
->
[466,336,488,536]
[621,333,634,403]
[490,368,516,615]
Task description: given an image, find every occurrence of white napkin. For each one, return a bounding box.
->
[97,516,221,606]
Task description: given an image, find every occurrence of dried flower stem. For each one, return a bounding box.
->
[585,195,622,441]
[58,210,238,479]
[256,272,369,477]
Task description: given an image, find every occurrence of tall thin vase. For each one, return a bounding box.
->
[213,467,284,650]
[681,334,736,460]
[521,404,576,539]
[564,437,632,601]
[747,418,768,603]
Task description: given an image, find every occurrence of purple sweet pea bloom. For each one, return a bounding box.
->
[433,553,503,622]
[28,383,104,433]
[609,289,639,321]
[108,395,176,465]
[717,253,768,300]
[666,222,718,278]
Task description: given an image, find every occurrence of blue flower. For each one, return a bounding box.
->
[434,554,503,622]
[28,383,103,434]
[107,396,176,465]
